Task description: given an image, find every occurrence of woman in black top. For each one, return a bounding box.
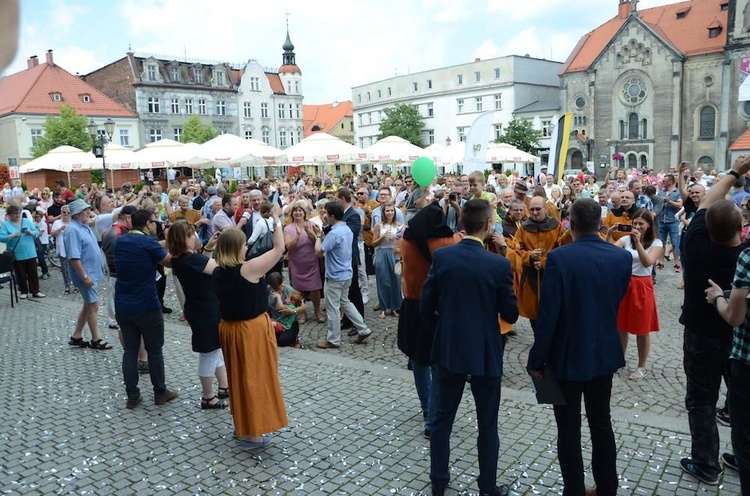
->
[212,210,287,450]
[166,221,228,409]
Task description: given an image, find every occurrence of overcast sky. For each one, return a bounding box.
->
[7,0,676,104]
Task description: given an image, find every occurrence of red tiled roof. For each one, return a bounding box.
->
[0,59,137,118]
[562,0,727,75]
[265,72,285,95]
[303,101,353,136]
[730,128,750,151]
[278,64,301,75]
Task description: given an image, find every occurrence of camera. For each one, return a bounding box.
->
[617,224,633,232]
[449,193,457,202]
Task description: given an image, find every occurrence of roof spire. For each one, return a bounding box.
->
[280,13,298,71]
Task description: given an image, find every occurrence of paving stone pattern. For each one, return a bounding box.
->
[0,262,742,494]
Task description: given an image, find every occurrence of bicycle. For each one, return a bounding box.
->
[44,237,60,268]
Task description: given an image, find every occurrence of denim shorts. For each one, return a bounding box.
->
[75,280,99,304]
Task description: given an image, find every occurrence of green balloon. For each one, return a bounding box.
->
[412,156,436,187]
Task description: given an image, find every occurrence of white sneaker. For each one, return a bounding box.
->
[19,293,28,299]
[32,292,46,298]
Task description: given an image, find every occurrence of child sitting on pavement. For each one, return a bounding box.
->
[267,272,302,347]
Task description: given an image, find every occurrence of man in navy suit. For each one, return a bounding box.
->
[528,198,631,496]
[421,199,519,496]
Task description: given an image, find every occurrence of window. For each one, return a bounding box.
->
[412,82,418,92]
[296,103,301,119]
[457,74,463,85]
[243,102,252,118]
[542,120,552,137]
[289,103,294,118]
[171,67,180,81]
[358,113,364,126]
[149,129,162,143]
[278,103,286,119]
[426,102,434,118]
[250,76,260,91]
[458,127,467,142]
[195,68,203,83]
[217,100,226,116]
[709,27,721,38]
[367,92,371,101]
[474,71,481,82]
[290,132,295,145]
[628,154,638,168]
[52,93,62,102]
[216,71,224,85]
[147,97,160,113]
[494,68,500,79]
[619,120,625,140]
[494,94,502,110]
[279,130,287,147]
[721,3,729,11]
[423,130,435,145]
[575,96,586,109]
[287,79,292,92]
[457,99,464,113]
[357,94,361,103]
[377,89,382,99]
[262,128,270,144]
[198,99,206,115]
[427,79,432,90]
[119,129,130,147]
[493,124,502,140]
[698,155,714,167]
[82,94,91,103]
[173,127,182,141]
[642,119,648,139]
[699,106,716,138]
[628,113,639,139]
[185,99,193,114]
[475,97,483,112]
[261,102,269,118]
[30,128,43,147]
[147,64,156,81]
[244,130,253,140]
[640,155,648,168]
[621,76,647,105]
[387,87,392,96]
[171,98,179,114]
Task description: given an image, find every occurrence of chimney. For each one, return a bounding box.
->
[618,0,635,20]
[27,55,39,69]
[45,49,54,67]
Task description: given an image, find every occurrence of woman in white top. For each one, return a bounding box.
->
[51,205,72,294]
[606,209,663,382]
[372,202,403,318]
[247,201,275,247]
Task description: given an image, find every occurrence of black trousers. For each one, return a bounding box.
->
[341,264,364,328]
[729,359,750,494]
[553,374,617,496]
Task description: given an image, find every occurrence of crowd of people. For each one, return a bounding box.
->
[1,157,749,495]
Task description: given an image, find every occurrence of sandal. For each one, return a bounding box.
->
[201,396,226,410]
[377,312,386,319]
[629,367,648,381]
[315,314,326,323]
[90,339,113,350]
[68,336,89,348]
[656,263,665,270]
[218,387,229,400]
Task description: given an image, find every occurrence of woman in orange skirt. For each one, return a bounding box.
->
[607,210,663,382]
[212,214,288,450]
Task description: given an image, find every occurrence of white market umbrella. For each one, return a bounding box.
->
[283,132,366,164]
[186,133,287,168]
[364,135,426,164]
[425,142,466,167]
[18,145,96,173]
[132,139,201,169]
[486,143,539,163]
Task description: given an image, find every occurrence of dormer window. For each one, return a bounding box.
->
[216,71,224,86]
[81,94,91,103]
[676,7,690,19]
[51,92,62,102]
[709,27,722,38]
[721,3,729,11]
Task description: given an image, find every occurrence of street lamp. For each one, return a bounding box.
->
[445,136,451,147]
[87,117,116,190]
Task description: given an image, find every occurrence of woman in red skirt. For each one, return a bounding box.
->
[607,210,663,381]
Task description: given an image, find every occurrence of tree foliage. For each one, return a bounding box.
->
[180,115,219,144]
[378,103,425,147]
[494,119,542,154]
[0,164,10,186]
[31,104,92,158]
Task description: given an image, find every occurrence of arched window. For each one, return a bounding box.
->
[640,155,648,168]
[628,113,639,139]
[642,119,648,139]
[697,156,714,168]
[628,154,638,168]
[699,106,716,138]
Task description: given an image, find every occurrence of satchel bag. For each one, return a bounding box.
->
[247,222,275,260]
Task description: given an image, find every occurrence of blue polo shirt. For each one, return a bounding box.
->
[321,222,353,281]
[63,219,104,284]
[114,231,167,316]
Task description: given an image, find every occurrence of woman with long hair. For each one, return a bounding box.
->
[373,202,403,318]
[607,209,663,381]
[166,221,229,409]
[284,200,323,323]
[212,218,287,450]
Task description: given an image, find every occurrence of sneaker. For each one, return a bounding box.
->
[715,407,731,427]
[354,329,372,344]
[19,293,27,299]
[423,429,431,439]
[32,292,45,298]
[680,457,719,485]
[154,389,178,405]
[40,273,50,280]
[722,453,738,471]
[138,360,150,374]
[126,395,142,409]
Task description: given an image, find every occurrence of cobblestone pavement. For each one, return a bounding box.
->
[0,262,742,495]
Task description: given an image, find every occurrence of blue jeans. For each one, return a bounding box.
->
[658,221,681,257]
[430,365,502,493]
[729,359,750,492]
[411,360,436,431]
[118,309,167,401]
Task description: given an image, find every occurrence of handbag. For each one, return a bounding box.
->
[247,221,275,259]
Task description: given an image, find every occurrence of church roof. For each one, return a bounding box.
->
[278,64,301,75]
[561,0,728,75]
[0,54,136,118]
[303,101,353,136]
